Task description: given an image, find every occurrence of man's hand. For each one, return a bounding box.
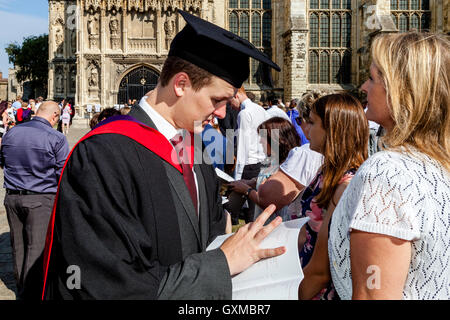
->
[220,204,286,276]
[228,181,251,194]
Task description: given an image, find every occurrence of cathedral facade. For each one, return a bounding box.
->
[48,0,449,116]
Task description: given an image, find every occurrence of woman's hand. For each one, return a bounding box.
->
[228,181,251,194]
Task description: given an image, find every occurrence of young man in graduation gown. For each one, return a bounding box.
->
[42,10,284,300]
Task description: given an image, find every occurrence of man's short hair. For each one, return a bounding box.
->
[159,56,214,91]
[268,95,279,106]
[246,92,255,102]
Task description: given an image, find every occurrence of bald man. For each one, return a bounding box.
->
[0,101,69,300]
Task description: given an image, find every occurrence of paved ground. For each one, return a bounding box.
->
[0,124,89,300]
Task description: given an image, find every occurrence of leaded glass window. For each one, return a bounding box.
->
[399,14,408,32]
[309,52,319,83]
[320,13,330,47]
[342,13,351,47]
[252,12,261,46]
[227,0,272,86]
[321,0,329,9]
[391,0,432,32]
[400,0,408,10]
[309,1,352,85]
[410,14,419,30]
[332,0,340,9]
[421,12,430,30]
[332,52,341,83]
[229,12,239,34]
[342,0,351,9]
[251,59,260,83]
[332,14,340,47]
[240,0,249,9]
[310,13,319,47]
[320,52,330,84]
[391,1,398,10]
[262,12,271,47]
[252,0,261,9]
[240,12,249,40]
[342,51,351,83]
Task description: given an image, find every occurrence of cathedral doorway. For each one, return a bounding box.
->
[117,66,159,104]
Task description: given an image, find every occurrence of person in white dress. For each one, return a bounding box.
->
[328,32,450,300]
[61,101,71,135]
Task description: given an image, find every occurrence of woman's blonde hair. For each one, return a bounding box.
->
[371,32,450,171]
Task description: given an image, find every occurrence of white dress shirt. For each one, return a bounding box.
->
[266,105,291,122]
[234,98,270,180]
[139,96,200,215]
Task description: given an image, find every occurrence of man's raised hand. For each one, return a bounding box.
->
[220,204,286,276]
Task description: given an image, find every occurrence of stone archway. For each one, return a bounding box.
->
[117,66,159,104]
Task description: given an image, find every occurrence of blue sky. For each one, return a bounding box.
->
[0,0,49,77]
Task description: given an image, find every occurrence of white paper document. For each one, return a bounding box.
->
[207,217,310,300]
[215,168,235,183]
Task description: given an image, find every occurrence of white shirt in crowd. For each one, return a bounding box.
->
[329,149,450,300]
[266,105,291,122]
[234,98,270,180]
[278,143,324,220]
[279,143,324,188]
[139,96,200,215]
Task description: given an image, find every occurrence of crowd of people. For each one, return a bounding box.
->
[0,10,448,301]
[0,96,77,136]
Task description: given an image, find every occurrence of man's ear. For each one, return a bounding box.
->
[172,72,191,98]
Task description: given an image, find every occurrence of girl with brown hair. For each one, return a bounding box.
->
[298,93,369,300]
[228,117,301,224]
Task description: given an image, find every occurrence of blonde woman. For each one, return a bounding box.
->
[328,32,450,299]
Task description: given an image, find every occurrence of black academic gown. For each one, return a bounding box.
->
[43,107,232,300]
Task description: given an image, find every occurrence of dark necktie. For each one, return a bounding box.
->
[170,134,198,214]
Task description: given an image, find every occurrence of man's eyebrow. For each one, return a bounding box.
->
[214,96,232,101]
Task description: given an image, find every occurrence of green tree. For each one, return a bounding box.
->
[5,34,49,97]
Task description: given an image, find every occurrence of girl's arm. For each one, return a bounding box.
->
[298,182,348,300]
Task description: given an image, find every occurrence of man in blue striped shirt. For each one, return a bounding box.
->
[0,101,69,300]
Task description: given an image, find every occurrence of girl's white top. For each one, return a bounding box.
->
[328,149,450,300]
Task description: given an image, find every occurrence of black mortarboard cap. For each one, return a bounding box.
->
[169,10,281,88]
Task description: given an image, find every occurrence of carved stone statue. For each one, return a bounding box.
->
[55,28,64,55]
[70,67,76,92]
[55,70,63,93]
[88,67,99,88]
[164,12,176,50]
[87,15,98,35]
[70,31,77,55]
[110,15,119,37]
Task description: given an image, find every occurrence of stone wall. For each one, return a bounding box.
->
[48,0,448,111]
[0,72,7,101]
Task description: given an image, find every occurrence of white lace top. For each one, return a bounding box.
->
[328,150,450,300]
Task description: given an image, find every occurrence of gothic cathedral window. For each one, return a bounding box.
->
[391,0,431,32]
[309,0,352,85]
[228,0,272,86]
